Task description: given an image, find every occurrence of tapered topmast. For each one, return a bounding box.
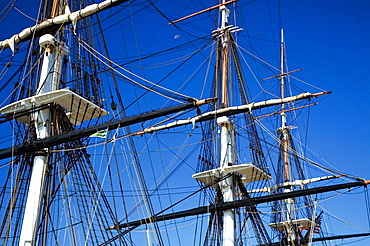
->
[268,29,318,245]
[279,28,297,243]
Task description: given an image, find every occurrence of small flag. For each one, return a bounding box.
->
[90,129,108,138]
[313,211,323,234]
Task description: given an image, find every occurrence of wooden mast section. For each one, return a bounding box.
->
[280,30,291,186]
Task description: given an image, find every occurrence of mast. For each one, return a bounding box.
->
[280,29,290,185]
[220,3,230,109]
[9,1,111,244]
[193,2,274,245]
[218,2,235,245]
[18,34,68,246]
[279,29,297,242]
[17,1,66,244]
[267,29,318,246]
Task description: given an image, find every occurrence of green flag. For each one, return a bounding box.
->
[90,129,108,138]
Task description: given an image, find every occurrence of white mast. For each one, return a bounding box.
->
[18,34,68,246]
[0,2,110,245]
[218,115,235,246]
[218,2,236,245]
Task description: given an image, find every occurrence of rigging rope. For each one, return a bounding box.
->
[75,34,194,103]
[14,7,37,21]
[365,186,370,228]
[254,118,364,182]
[0,0,17,21]
[317,201,370,233]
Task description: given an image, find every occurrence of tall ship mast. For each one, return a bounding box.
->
[0,0,369,245]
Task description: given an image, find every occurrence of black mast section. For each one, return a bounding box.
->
[114,180,369,228]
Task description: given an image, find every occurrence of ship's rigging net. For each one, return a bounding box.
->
[0,0,125,245]
[0,0,369,246]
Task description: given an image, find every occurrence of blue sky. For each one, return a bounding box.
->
[0,0,370,245]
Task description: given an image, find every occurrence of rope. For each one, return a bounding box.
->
[365,186,370,228]
[75,34,194,103]
[254,118,363,181]
[14,7,37,21]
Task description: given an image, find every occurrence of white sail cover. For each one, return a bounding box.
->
[135,92,326,135]
[0,0,128,52]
